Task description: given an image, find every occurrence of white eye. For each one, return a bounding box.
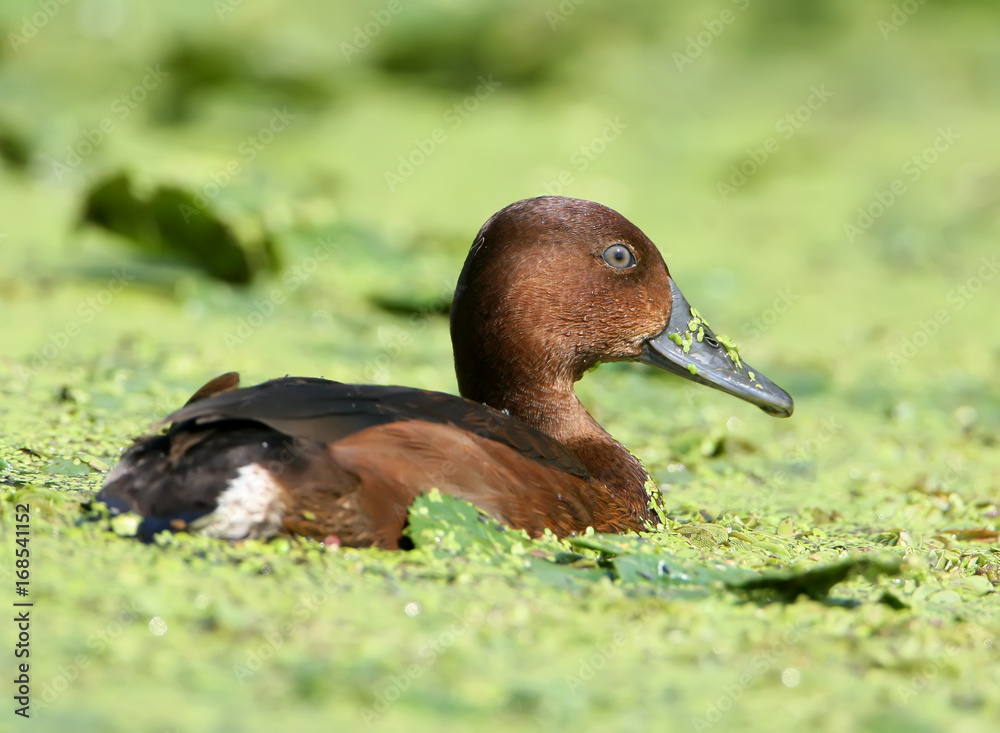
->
[602,244,635,269]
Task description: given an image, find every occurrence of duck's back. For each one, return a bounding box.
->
[97,375,639,548]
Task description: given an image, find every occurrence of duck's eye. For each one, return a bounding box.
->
[602,244,635,269]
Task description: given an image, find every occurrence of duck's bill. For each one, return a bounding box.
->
[638,278,794,417]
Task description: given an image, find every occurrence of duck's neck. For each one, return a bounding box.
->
[463,375,651,506]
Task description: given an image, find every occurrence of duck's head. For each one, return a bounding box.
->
[451,196,793,421]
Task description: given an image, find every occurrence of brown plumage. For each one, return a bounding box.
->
[97,196,793,547]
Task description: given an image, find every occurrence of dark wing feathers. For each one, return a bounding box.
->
[99,374,598,546]
[162,376,590,480]
[99,423,302,539]
[181,371,241,406]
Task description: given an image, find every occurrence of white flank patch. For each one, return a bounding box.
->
[189,463,286,540]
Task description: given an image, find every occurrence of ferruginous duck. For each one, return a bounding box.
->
[97,196,793,548]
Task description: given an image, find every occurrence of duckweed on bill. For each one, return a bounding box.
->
[715,333,744,370]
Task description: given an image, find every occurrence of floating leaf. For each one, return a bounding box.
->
[957,575,996,596]
[0,119,31,170]
[727,555,903,603]
[80,172,279,284]
[45,459,95,476]
[937,528,1000,543]
[612,552,754,589]
[405,489,529,557]
[678,522,730,544]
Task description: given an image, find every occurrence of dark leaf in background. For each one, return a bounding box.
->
[370,294,452,317]
[154,41,334,125]
[371,5,566,90]
[79,172,279,285]
[727,556,903,603]
[0,119,30,170]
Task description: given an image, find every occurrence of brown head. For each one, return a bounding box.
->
[450,196,792,502]
[453,197,673,393]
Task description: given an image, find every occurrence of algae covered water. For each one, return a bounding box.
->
[1,2,998,731]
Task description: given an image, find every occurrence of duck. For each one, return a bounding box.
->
[97,196,793,548]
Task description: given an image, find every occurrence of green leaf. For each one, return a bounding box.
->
[79,172,279,285]
[45,459,95,476]
[405,489,530,557]
[726,555,903,602]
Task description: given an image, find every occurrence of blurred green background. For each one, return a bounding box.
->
[1,1,999,732]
